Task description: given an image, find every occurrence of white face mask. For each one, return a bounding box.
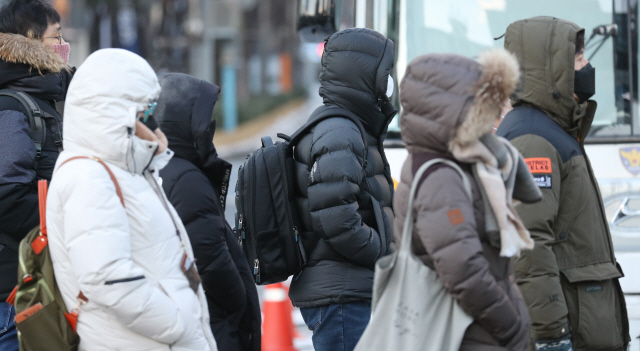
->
[386,76,394,97]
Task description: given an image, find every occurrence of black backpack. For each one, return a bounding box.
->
[235,107,369,285]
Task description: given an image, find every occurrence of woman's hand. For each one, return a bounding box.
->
[135,121,168,155]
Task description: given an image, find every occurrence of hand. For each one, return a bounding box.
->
[135,121,168,155]
[534,335,573,351]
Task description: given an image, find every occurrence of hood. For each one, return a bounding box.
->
[319,28,397,136]
[0,32,73,101]
[62,49,162,173]
[505,16,586,132]
[400,49,519,154]
[155,73,232,195]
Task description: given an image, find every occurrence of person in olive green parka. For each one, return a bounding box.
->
[497,16,630,351]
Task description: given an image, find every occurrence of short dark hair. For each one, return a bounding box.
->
[0,0,61,39]
[576,30,585,55]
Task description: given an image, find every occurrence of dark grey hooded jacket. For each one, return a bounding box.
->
[288,28,397,308]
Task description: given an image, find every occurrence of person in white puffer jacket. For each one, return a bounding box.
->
[46,48,218,351]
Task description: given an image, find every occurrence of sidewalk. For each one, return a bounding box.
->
[215,88,322,159]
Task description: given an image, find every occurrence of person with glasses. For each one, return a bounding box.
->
[0,1,75,350]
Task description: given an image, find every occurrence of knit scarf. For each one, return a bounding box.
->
[450,134,540,257]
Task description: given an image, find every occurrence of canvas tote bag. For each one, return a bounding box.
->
[355,158,474,351]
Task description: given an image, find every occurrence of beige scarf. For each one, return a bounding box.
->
[451,136,534,257]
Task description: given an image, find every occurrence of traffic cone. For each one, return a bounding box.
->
[262,283,298,351]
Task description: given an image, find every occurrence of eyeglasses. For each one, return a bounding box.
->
[45,35,63,45]
[138,101,158,123]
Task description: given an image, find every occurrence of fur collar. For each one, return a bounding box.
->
[450,49,519,148]
[0,32,65,73]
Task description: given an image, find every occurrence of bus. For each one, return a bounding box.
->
[297,0,640,347]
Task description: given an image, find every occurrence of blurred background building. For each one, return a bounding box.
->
[0,0,321,131]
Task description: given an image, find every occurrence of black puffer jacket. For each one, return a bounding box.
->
[288,28,397,308]
[156,73,261,351]
[0,32,73,300]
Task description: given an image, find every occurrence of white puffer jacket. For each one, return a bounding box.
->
[46,49,218,351]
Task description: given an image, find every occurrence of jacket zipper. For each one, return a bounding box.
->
[147,171,181,238]
[249,156,260,282]
[237,164,245,242]
[279,145,302,265]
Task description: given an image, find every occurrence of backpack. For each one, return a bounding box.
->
[5,156,124,351]
[0,89,63,158]
[235,106,368,285]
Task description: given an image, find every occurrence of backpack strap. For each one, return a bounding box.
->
[59,156,125,207]
[0,89,46,158]
[288,106,369,167]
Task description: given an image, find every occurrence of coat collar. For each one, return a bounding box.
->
[0,32,66,73]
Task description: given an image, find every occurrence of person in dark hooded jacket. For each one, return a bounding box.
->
[498,17,629,351]
[288,28,396,351]
[154,73,261,351]
[0,1,74,349]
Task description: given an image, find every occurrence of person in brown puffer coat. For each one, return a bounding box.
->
[394,49,539,351]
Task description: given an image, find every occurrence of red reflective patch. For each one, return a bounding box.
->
[525,157,552,173]
[448,208,464,226]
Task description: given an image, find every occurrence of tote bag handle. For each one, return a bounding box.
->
[400,158,472,253]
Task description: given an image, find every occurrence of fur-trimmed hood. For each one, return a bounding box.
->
[0,32,65,73]
[399,49,519,154]
[0,32,73,101]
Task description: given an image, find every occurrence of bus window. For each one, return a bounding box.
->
[395,0,639,140]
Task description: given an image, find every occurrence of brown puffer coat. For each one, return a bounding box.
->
[394,51,531,350]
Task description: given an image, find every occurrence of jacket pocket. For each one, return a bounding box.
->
[370,196,389,256]
[256,229,287,276]
[560,263,625,350]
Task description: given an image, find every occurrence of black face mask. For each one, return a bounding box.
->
[574,63,595,102]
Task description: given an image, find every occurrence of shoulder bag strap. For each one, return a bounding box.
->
[58,156,125,207]
[400,158,472,253]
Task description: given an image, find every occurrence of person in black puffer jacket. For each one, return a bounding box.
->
[0,1,74,348]
[288,28,397,351]
[155,73,261,351]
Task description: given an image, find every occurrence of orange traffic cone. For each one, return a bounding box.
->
[262,283,298,351]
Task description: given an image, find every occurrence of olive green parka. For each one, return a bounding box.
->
[497,16,630,351]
